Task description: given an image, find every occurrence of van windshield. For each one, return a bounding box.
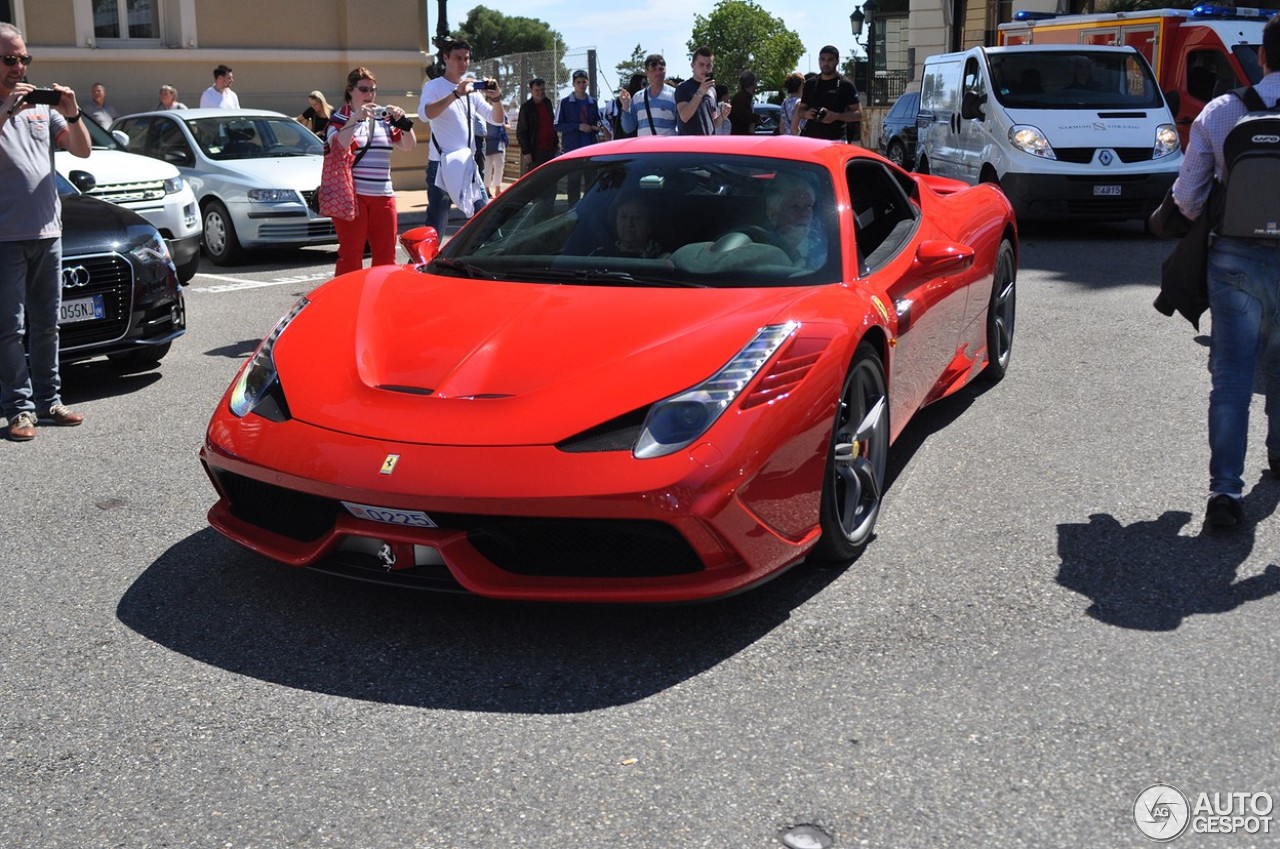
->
[990,51,1165,110]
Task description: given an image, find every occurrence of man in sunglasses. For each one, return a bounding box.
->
[0,22,91,441]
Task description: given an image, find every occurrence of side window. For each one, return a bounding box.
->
[847,160,918,273]
[113,118,152,156]
[963,57,986,100]
[155,120,193,166]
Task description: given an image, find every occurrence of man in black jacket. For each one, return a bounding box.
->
[516,78,558,175]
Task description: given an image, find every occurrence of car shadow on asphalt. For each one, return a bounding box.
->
[1055,473,1280,631]
[59,359,163,403]
[115,528,846,712]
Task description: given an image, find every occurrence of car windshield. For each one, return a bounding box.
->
[439,152,841,288]
[990,50,1165,110]
[182,115,324,160]
[54,171,77,196]
[84,118,125,151]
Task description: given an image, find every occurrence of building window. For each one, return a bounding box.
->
[93,0,159,40]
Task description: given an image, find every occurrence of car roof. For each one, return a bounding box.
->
[114,107,292,122]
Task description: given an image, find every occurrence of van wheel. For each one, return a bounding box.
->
[980,167,1000,186]
[916,156,930,175]
[886,140,907,168]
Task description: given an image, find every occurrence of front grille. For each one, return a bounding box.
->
[1054,147,1156,165]
[258,220,336,240]
[463,517,703,578]
[216,471,704,577]
[219,471,340,542]
[60,252,132,349]
[90,179,167,204]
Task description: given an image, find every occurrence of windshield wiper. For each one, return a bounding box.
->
[515,268,705,288]
[428,257,504,279]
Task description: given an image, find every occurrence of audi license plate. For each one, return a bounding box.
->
[1093,185,1122,197]
[59,295,105,324]
[342,501,437,528]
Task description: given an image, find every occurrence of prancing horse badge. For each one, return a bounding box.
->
[380,454,400,475]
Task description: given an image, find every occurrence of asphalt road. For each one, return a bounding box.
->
[3,224,1278,849]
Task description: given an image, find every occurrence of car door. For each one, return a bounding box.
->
[919,57,962,176]
[957,55,989,184]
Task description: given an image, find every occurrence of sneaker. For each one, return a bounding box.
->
[40,404,83,427]
[6,410,37,441]
[1205,494,1244,530]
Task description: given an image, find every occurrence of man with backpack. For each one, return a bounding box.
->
[1171,14,1280,530]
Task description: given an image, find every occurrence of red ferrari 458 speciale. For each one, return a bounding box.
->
[201,135,1016,602]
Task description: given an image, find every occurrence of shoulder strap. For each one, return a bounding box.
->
[1232,85,1268,112]
[643,89,656,135]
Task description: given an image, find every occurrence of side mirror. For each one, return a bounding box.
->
[68,169,97,193]
[908,239,975,279]
[111,130,130,148]
[164,149,193,167]
[960,90,986,121]
[398,226,441,264]
[1163,89,1180,116]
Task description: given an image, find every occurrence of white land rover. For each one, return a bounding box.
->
[55,118,202,282]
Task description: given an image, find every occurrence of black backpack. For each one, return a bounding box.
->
[1219,86,1280,239]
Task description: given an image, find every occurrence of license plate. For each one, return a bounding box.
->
[1093,185,1122,196]
[59,295,105,324]
[342,501,437,528]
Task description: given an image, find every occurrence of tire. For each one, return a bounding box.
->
[886,139,907,168]
[175,252,200,283]
[107,341,171,370]
[810,342,890,562]
[916,155,930,175]
[981,239,1016,383]
[202,199,243,266]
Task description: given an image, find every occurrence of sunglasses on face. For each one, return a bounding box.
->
[2,54,33,66]
[355,85,376,93]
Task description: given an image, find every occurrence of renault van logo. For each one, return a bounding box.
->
[61,266,91,288]
[1099,150,1114,166]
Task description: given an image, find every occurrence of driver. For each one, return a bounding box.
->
[764,174,827,269]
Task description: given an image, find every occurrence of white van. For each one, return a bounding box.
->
[916,44,1181,222]
[55,118,202,282]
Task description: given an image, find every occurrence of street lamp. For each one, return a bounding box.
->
[850,6,865,38]
[860,0,878,104]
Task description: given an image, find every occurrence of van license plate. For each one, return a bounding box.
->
[1093,185,1122,196]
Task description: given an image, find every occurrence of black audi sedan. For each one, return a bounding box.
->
[57,170,186,369]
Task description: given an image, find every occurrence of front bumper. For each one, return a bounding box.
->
[998,169,1175,222]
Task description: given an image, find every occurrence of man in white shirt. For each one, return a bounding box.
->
[417,39,504,234]
[199,65,240,109]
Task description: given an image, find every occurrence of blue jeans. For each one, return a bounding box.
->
[1207,236,1280,495]
[0,238,63,418]
[426,159,487,236]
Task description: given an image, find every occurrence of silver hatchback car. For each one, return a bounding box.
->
[112,108,335,265]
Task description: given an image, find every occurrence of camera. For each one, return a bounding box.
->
[372,106,389,120]
[473,80,492,91]
[816,107,829,121]
[22,88,62,106]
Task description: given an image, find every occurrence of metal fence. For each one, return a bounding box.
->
[868,70,911,106]
[470,49,566,107]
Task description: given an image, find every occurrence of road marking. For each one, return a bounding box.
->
[188,271,331,293]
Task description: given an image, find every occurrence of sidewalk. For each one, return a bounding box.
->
[395,188,430,231]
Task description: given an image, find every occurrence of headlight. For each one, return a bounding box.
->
[162,176,185,194]
[634,321,799,459]
[229,297,308,419]
[1009,124,1055,159]
[128,231,172,264]
[1153,123,1179,159]
[248,188,298,203]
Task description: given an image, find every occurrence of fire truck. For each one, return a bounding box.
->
[998,5,1271,147]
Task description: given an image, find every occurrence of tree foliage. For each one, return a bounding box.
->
[616,44,647,84]
[455,6,566,60]
[688,0,805,92]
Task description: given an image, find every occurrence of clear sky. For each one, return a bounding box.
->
[449,0,866,92]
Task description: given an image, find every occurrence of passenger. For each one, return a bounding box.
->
[593,195,663,258]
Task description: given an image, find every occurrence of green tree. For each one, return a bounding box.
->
[616,44,647,85]
[456,5,566,59]
[688,0,805,93]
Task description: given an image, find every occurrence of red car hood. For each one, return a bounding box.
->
[273,267,819,446]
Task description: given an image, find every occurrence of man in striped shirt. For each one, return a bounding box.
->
[619,54,677,137]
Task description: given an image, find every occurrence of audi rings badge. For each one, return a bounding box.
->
[62,265,91,288]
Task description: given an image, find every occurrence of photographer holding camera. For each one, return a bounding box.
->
[327,66,416,275]
[0,22,91,441]
[675,46,730,135]
[794,45,861,142]
[418,38,504,235]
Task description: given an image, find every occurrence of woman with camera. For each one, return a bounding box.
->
[326,67,416,275]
